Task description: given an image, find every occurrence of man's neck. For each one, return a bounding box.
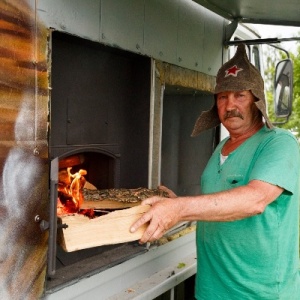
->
[222,121,264,155]
[229,121,264,142]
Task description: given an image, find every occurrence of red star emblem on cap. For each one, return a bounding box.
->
[225,65,243,77]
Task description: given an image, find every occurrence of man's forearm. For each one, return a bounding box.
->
[177,180,283,222]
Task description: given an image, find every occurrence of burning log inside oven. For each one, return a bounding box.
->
[56,156,169,252]
[57,168,86,214]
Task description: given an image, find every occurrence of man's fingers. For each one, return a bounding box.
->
[139,220,164,243]
[158,185,177,198]
[130,212,151,233]
[131,197,179,244]
[142,196,162,205]
[131,210,163,244]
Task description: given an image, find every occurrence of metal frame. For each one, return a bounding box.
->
[44,231,197,299]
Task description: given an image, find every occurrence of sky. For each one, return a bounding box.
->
[252,24,300,54]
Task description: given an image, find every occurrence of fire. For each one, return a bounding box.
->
[57,167,87,215]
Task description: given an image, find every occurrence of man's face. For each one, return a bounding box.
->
[216,90,261,134]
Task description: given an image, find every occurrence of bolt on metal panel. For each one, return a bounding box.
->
[38,0,101,42]
[100,0,144,53]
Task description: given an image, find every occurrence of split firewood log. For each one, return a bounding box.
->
[58,205,151,252]
[58,188,170,251]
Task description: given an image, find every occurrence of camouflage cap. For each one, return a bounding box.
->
[191,44,273,137]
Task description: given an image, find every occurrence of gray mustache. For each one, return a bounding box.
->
[224,110,244,120]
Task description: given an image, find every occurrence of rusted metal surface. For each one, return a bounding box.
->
[0,0,49,298]
[155,61,216,93]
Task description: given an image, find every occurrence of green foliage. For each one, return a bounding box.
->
[264,43,300,137]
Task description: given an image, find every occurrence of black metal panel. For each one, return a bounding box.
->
[50,32,151,188]
[161,89,215,196]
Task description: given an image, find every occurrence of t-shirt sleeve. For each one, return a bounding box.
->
[249,131,300,194]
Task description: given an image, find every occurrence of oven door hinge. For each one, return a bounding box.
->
[35,157,68,277]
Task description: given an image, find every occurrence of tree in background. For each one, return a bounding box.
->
[264,42,300,137]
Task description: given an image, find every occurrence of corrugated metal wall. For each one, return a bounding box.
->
[38,0,225,76]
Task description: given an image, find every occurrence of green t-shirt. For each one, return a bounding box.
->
[195,126,300,300]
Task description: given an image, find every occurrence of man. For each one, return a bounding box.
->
[131,44,300,299]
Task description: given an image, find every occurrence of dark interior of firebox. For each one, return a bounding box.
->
[47,31,216,291]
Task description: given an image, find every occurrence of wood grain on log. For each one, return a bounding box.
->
[58,205,150,252]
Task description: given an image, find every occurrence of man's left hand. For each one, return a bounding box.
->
[130,196,181,243]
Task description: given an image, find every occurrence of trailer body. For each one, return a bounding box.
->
[0,1,298,299]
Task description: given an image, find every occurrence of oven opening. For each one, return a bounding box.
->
[47,152,147,292]
[57,151,118,216]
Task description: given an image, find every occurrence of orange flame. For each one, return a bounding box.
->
[57,167,87,215]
